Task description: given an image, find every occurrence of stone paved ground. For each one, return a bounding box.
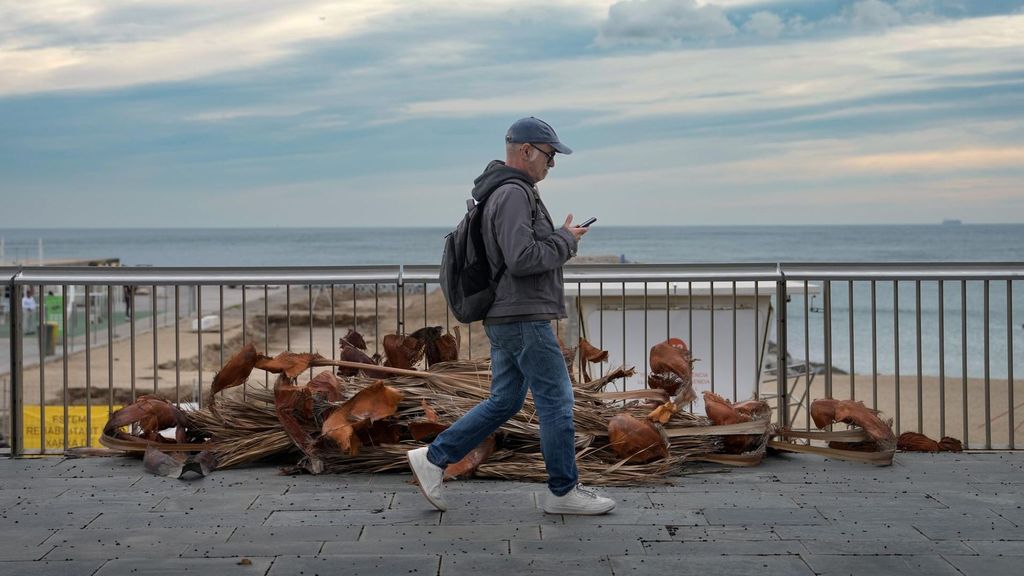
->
[0,452,1021,575]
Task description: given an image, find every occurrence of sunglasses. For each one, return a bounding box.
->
[529,143,556,165]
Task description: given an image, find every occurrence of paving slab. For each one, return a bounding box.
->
[540,524,670,541]
[800,553,962,575]
[439,507,563,525]
[279,477,374,493]
[929,489,1024,509]
[610,555,814,575]
[914,518,1024,540]
[441,553,612,576]
[799,538,976,555]
[0,544,53,561]
[95,556,275,575]
[0,527,58,550]
[773,523,930,542]
[48,492,163,511]
[269,554,438,576]
[946,554,1024,574]
[322,538,509,555]
[85,510,271,529]
[361,524,541,541]
[789,492,945,508]
[0,507,102,529]
[0,476,138,491]
[151,493,261,512]
[655,525,779,541]
[964,540,1024,554]
[42,527,231,561]
[649,491,798,509]
[815,505,1010,524]
[0,560,105,576]
[265,508,439,526]
[702,506,827,526]
[182,540,322,558]
[642,540,806,556]
[229,525,362,543]
[512,538,644,556]
[251,492,393,511]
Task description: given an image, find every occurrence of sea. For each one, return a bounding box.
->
[1,225,1022,378]
[2,225,1023,267]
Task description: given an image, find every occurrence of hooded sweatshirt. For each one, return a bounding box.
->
[471,160,579,323]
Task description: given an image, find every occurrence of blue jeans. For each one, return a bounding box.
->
[427,320,579,496]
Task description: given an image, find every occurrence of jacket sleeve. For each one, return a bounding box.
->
[489,183,578,277]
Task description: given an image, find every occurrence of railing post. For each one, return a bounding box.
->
[397,265,405,336]
[8,280,23,456]
[775,275,789,429]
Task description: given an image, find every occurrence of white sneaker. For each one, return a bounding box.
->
[407,446,447,511]
[543,484,616,515]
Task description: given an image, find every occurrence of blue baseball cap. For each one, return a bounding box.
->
[505,117,572,155]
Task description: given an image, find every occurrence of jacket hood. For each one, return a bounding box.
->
[471,160,533,202]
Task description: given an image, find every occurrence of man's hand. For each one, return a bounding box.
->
[563,213,589,242]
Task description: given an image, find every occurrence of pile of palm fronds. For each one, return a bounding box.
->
[108,327,781,485]
[186,355,722,485]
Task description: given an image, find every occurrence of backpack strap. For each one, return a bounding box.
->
[491,179,537,285]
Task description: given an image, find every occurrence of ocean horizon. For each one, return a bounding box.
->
[2,224,1022,267]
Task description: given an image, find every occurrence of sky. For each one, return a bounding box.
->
[1,0,1023,227]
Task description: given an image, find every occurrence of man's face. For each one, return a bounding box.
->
[523,143,555,183]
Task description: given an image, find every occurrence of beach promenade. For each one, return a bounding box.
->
[0,452,1021,575]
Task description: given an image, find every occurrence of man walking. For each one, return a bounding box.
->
[408,117,615,515]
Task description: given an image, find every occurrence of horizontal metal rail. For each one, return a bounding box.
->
[13,263,1024,285]
[4,263,1020,456]
[14,266,403,286]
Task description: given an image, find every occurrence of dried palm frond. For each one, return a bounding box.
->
[444,435,496,479]
[811,399,896,448]
[320,381,403,456]
[210,342,259,401]
[607,413,669,463]
[187,386,293,469]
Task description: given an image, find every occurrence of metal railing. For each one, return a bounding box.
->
[3,263,1021,455]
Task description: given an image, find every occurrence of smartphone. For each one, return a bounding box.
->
[579,217,597,228]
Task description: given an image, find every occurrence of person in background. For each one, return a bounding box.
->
[123,285,134,319]
[21,287,37,334]
[1,284,9,325]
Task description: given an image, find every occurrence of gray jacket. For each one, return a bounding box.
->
[471,161,579,323]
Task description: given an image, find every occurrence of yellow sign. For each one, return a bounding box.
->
[22,405,122,451]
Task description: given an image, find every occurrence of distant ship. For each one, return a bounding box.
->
[941,219,963,226]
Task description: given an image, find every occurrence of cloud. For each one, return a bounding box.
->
[184,104,320,123]
[743,11,785,37]
[593,0,985,45]
[839,147,1024,172]
[846,0,906,29]
[0,1,394,96]
[398,14,1024,126]
[598,0,737,45]
[0,0,593,97]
